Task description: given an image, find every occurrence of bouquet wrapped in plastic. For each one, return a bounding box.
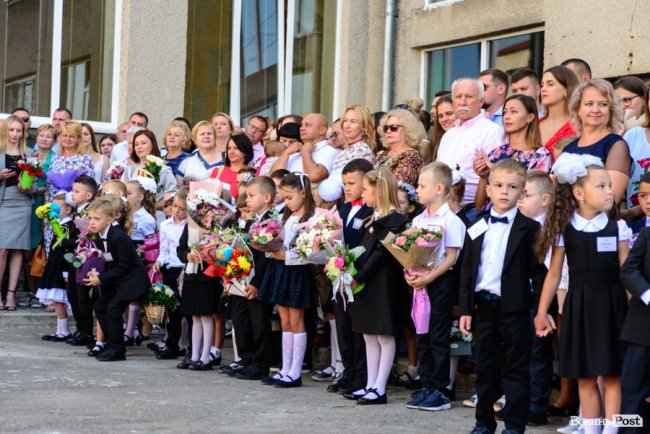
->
[381,226,443,271]
[205,235,255,297]
[187,181,235,233]
[323,241,366,309]
[46,168,88,192]
[64,240,106,285]
[139,233,160,266]
[293,209,343,264]
[17,157,45,189]
[35,203,66,240]
[247,210,284,252]
[106,161,126,180]
[143,155,165,183]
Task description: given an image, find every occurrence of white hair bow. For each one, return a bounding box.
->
[451,165,463,186]
[552,152,604,185]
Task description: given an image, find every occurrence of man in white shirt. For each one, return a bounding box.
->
[110,112,149,165]
[271,113,339,183]
[436,78,504,217]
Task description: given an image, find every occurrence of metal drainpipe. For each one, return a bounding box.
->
[381,0,397,112]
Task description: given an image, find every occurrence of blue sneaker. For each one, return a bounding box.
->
[418,389,451,411]
[405,388,430,409]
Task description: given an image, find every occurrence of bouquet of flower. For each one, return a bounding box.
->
[46,168,88,192]
[140,283,180,324]
[187,188,234,232]
[144,155,165,183]
[450,319,474,356]
[381,226,444,271]
[194,228,245,273]
[324,241,366,308]
[140,233,160,266]
[17,157,45,189]
[248,211,284,252]
[294,211,343,264]
[64,240,106,284]
[35,203,66,241]
[106,161,126,180]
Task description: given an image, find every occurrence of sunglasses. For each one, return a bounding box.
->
[20,116,30,123]
[383,124,403,133]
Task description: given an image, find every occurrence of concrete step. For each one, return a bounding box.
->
[0,308,58,328]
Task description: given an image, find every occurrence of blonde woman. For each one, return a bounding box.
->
[211,112,234,157]
[177,121,224,183]
[163,120,192,177]
[81,122,109,184]
[374,109,426,187]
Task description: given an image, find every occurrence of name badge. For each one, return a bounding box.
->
[104,253,114,262]
[467,218,489,240]
[597,236,617,252]
[238,220,247,229]
[352,218,363,230]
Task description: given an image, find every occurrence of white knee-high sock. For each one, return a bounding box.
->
[449,356,460,389]
[285,332,307,381]
[372,334,396,396]
[602,419,617,434]
[583,419,602,434]
[279,332,294,377]
[328,319,342,372]
[361,334,380,395]
[200,316,214,364]
[179,317,189,350]
[125,305,139,338]
[231,326,240,362]
[191,316,203,362]
[57,318,70,336]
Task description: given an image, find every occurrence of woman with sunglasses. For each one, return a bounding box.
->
[614,76,649,132]
[374,109,425,187]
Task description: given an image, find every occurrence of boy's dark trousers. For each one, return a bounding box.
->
[620,343,650,434]
[528,307,554,416]
[230,295,274,370]
[67,278,94,338]
[474,295,531,433]
[333,292,367,386]
[417,272,452,392]
[162,267,184,352]
[94,286,130,354]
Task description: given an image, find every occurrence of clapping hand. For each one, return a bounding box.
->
[473,149,491,178]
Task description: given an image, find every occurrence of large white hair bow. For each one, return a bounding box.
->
[551,153,604,185]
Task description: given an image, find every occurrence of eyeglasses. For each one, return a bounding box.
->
[20,116,30,123]
[621,95,641,105]
[383,124,403,133]
[247,124,265,134]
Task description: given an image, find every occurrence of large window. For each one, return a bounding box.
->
[0,0,120,132]
[424,30,544,103]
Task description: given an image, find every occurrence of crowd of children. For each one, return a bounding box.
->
[33,154,650,434]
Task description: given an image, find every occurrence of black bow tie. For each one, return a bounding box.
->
[490,215,509,224]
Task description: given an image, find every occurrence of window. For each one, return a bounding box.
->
[0,0,120,132]
[424,30,544,104]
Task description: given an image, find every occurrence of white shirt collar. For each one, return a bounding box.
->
[571,211,608,231]
[423,202,451,217]
[533,212,546,224]
[101,226,111,240]
[311,140,329,153]
[645,216,650,227]
[490,206,518,223]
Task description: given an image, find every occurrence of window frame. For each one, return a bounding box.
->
[0,0,122,134]
[419,27,544,101]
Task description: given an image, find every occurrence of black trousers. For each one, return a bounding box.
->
[333,292,367,384]
[528,308,554,414]
[620,343,650,434]
[417,273,452,391]
[162,267,184,351]
[94,287,131,353]
[474,299,531,433]
[230,294,274,369]
[67,278,94,336]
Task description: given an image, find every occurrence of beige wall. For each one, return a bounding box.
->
[119,0,188,139]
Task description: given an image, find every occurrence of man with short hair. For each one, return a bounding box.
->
[429,90,451,124]
[12,107,35,149]
[328,118,347,150]
[510,69,542,112]
[270,113,339,183]
[52,107,72,131]
[436,78,504,219]
[244,115,268,168]
[116,122,129,143]
[561,58,592,82]
[110,112,149,164]
[479,69,508,126]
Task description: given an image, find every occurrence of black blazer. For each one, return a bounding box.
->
[339,203,374,249]
[620,227,650,346]
[459,210,547,316]
[98,225,149,301]
[246,209,272,289]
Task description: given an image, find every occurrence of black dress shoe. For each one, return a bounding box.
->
[274,375,302,388]
[134,334,143,346]
[177,359,194,369]
[156,348,179,360]
[340,381,365,395]
[87,345,105,357]
[68,334,94,346]
[343,388,368,400]
[52,334,72,342]
[96,350,126,362]
[328,375,352,393]
[65,331,81,344]
[123,335,135,346]
[357,389,387,405]
[42,333,57,341]
[261,374,282,385]
[147,342,160,351]
[188,361,212,371]
[207,353,222,368]
[236,365,267,380]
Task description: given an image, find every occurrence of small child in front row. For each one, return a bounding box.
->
[151,187,189,359]
[346,168,409,404]
[535,154,630,434]
[259,173,317,388]
[37,193,75,341]
[404,162,466,411]
[459,159,547,434]
[84,199,149,362]
[619,172,650,433]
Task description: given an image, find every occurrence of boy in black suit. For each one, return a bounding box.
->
[65,175,98,347]
[619,174,650,433]
[84,199,149,361]
[226,176,276,380]
[459,159,547,434]
[329,158,374,394]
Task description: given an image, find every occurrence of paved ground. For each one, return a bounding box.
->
[0,310,567,434]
